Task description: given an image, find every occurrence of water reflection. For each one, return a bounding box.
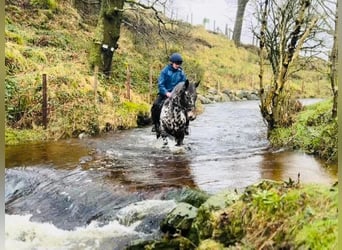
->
[5,140,90,169]
[101,154,197,192]
[259,151,337,185]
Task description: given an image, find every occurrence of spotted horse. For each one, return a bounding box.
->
[157,79,200,146]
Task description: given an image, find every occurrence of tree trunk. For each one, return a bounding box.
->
[100,0,125,76]
[330,1,338,119]
[232,0,249,46]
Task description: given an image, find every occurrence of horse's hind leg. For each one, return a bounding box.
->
[156,125,161,139]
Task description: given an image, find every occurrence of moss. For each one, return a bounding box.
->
[189,190,240,245]
[161,202,198,237]
[197,239,225,250]
[30,0,58,10]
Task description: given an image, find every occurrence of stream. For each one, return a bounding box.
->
[5,100,337,250]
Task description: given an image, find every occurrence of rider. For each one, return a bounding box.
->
[151,52,189,134]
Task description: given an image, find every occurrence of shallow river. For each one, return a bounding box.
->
[5,100,337,249]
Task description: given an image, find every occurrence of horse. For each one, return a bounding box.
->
[157,79,200,146]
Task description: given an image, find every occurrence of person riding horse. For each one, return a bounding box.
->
[151,53,189,135]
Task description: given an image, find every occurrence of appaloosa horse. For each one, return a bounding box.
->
[157,79,200,146]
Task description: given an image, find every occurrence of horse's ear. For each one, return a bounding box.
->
[195,81,200,88]
[184,79,189,89]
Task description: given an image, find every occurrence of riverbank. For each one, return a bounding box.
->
[127,179,338,249]
[268,98,337,163]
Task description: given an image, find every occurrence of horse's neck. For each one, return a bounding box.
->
[170,94,184,108]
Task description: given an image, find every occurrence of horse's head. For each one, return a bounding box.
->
[181,79,200,121]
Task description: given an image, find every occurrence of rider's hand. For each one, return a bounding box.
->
[166,92,172,98]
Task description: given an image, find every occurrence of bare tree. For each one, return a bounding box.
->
[329,1,338,118]
[320,0,338,118]
[257,0,321,131]
[232,0,249,46]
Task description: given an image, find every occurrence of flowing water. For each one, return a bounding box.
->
[5,100,337,250]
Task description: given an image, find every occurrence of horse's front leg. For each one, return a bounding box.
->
[175,133,185,146]
[160,126,168,146]
[175,139,183,146]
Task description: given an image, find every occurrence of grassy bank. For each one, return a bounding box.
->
[128,179,338,249]
[269,99,337,163]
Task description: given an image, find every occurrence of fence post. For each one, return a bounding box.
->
[42,74,47,129]
[125,64,131,100]
[94,66,98,106]
[149,66,153,103]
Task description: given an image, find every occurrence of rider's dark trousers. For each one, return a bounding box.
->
[151,94,167,129]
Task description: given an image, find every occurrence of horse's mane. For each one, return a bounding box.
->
[170,81,185,97]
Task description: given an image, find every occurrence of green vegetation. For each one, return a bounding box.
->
[128,180,338,249]
[5,1,332,146]
[269,99,337,162]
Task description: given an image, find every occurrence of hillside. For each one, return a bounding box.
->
[5,1,331,144]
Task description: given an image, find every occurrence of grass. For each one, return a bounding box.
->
[205,180,338,249]
[269,99,337,162]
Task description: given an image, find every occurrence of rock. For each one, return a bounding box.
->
[162,187,210,208]
[189,190,240,244]
[160,202,198,237]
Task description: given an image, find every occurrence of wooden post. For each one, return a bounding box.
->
[125,64,131,100]
[42,74,47,129]
[94,66,98,105]
[216,81,220,93]
[149,66,153,103]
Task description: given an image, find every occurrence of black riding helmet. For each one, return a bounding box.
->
[169,53,183,65]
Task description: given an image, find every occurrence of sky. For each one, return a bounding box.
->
[168,0,257,44]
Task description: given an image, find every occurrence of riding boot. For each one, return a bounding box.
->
[151,94,165,134]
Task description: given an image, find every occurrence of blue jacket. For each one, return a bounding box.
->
[158,64,186,96]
